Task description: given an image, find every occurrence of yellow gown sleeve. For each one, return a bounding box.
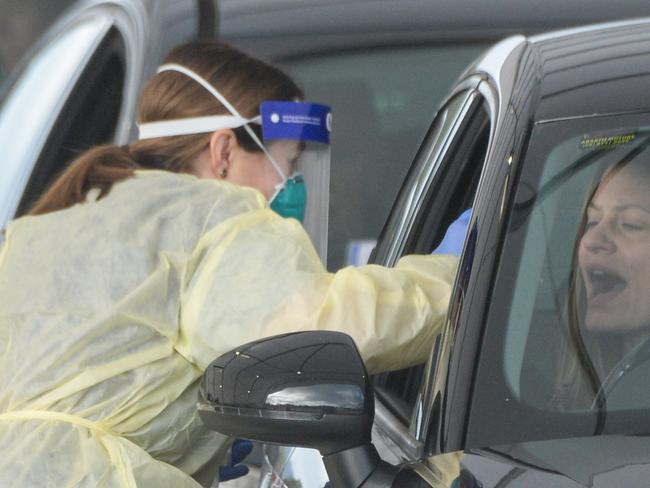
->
[177,208,457,375]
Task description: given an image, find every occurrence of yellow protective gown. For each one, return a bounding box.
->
[0,170,457,487]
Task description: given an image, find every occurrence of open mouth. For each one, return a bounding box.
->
[587,268,627,305]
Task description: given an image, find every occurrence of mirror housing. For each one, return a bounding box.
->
[198,330,374,455]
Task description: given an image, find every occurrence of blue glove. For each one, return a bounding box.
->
[219,439,254,482]
[432,208,472,256]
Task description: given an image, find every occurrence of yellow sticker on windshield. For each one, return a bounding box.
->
[580,132,636,150]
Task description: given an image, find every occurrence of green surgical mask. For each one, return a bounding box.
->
[270,173,307,222]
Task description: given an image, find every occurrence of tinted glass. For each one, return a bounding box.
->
[471,113,650,446]
[283,44,487,269]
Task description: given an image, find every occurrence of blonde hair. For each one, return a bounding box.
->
[554,147,650,409]
[29,41,303,215]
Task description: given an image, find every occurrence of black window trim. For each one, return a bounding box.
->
[372,78,498,461]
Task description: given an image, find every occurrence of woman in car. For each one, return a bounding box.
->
[555,144,650,409]
[0,41,459,487]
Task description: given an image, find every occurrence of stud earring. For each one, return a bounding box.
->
[219,168,227,178]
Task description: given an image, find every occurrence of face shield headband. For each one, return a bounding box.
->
[137,64,331,216]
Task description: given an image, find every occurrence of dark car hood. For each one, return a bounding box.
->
[463,435,650,487]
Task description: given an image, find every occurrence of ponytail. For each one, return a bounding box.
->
[29,145,140,216]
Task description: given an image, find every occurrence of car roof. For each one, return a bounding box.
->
[530,18,650,121]
[466,18,650,122]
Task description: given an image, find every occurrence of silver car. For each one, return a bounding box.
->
[0,0,217,229]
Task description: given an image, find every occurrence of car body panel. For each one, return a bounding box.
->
[413,435,650,487]
[531,20,650,121]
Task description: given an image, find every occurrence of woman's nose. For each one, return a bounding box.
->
[583,219,617,254]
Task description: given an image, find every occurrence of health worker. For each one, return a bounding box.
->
[0,41,458,487]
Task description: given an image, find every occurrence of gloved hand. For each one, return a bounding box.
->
[218,439,254,482]
[432,208,472,257]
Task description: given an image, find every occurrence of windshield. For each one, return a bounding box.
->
[469,112,650,447]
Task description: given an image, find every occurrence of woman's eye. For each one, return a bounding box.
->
[584,220,598,231]
[621,221,645,231]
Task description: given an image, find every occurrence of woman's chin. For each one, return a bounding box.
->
[584,312,625,334]
[585,312,650,337]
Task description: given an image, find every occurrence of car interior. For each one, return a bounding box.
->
[16,27,125,215]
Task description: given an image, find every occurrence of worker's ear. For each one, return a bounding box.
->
[207,129,237,179]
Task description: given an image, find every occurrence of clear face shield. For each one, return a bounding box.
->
[137,64,332,263]
[259,101,331,261]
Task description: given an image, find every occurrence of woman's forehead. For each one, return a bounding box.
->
[594,165,650,207]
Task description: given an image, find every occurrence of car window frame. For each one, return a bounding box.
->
[374,93,494,424]
[415,72,524,460]
[372,76,482,267]
[371,77,498,461]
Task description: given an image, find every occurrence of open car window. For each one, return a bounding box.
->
[374,87,493,424]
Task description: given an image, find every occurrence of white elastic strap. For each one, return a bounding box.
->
[138,115,260,140]
[270,181,285,203]
[268,171,303,203]
[155,63,287,181]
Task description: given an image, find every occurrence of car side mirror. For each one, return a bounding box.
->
[198,330,400,487]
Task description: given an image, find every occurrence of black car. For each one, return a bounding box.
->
[200,18,650,487]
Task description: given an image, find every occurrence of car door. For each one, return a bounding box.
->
[0,0,212,231]
[0,13,129,228]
